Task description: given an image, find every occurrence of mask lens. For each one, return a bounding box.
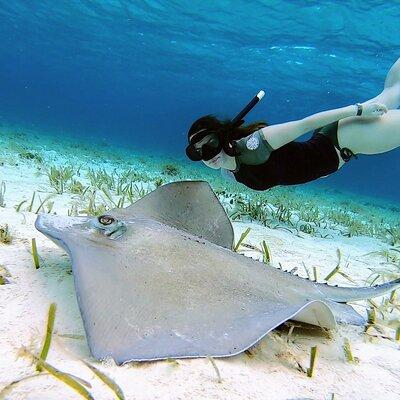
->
[185,145,203,161]
[205,136,219,148]
[186,133,221,161]
[201,145,220,161]
[199,135,221,161]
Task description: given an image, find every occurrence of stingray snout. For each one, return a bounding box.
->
[35,213,90,240]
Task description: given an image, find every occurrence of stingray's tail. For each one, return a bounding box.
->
[317,278,400,303]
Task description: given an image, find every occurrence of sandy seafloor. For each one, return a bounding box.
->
[0,127,399,400]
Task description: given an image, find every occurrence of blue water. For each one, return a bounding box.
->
[0,1,399,200]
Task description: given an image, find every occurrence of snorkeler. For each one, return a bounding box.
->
[186,57,400,191]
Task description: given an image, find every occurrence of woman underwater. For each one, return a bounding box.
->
[186,58,400,191]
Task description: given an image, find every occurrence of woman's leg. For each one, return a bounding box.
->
[337,58,400,156]
[338,110,400,155]
[362,57,400,110]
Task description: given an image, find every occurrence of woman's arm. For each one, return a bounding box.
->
[261,102,387,149]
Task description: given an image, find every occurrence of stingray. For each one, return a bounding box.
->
[35,181,400,364]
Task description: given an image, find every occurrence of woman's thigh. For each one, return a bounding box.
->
[363,83,400,110]
[338,110,400,155]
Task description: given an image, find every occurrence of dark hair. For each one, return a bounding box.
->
[187,115,268,143]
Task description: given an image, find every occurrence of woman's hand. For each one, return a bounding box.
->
[359,102,388,117]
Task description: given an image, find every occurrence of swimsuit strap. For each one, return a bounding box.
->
[340,147,358,162]
[318,121,358,163]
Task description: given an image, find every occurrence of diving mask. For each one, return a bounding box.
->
[186,130,222,161]
[186,90,265,162]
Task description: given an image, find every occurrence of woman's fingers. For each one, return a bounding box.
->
[377,104,387,112]
[360,101,388,117]
[377,105,387,115]
[372,102,388,115]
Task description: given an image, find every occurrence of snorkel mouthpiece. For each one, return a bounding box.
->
[186,90,266,161]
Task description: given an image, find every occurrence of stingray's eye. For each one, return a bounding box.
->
[98,215,115,226]
[91,215,126,239]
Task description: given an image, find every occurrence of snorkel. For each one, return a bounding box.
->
[186,90,265,161]
[231,90,266,126]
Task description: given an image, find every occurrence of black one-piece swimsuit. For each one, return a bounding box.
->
[233,123,346,191]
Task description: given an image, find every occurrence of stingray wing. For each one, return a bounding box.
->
[114,181,234,249]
